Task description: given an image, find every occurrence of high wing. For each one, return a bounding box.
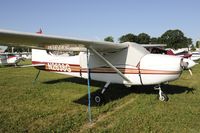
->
[0,29,128,52]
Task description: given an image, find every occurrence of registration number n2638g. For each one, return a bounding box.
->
[45,63,71,72]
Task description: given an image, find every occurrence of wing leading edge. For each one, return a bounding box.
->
[0,29,128,52]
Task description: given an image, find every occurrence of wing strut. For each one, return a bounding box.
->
[89,47,132,84]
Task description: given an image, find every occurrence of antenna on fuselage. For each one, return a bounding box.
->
[33,70,41,83]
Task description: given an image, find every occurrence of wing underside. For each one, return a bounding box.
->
[0,29,128,52]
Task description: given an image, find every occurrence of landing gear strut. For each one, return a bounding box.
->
[154,85,169,102]
[94,82,110,105]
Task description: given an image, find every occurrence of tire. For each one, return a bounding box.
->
[159,92,169,102]
[93,93,105,105]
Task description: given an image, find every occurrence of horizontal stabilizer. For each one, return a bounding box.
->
[17,64,45,68]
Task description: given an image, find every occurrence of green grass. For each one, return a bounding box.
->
[0,60,200,133]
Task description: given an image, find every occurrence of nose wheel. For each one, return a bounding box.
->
[154,85,169,102]
[158,91,169,101]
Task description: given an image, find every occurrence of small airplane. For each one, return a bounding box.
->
[145,45,191,57]
[165,49,195,60]
[0,29,197,103]
[146,45,200,61]
[0,53,25,66]
[191,51,200,61]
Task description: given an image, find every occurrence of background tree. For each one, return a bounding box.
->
[186,38,192,49]
[104,36,114,42]
[137,33,150,44]
[150,37,158,44]
[190,45,196,51]
[113,29,192,48]
[196,41,200,48]
[119,33,137,43]
[160,29,191,49]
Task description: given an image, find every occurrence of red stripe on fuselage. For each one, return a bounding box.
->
[32,61,181,75]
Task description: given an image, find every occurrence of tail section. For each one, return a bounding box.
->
[36,28,43,34]
[31,49,82,77]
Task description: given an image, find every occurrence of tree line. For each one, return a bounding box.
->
[104,29,196,49]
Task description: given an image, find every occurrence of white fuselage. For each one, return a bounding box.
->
[32,43,184,86]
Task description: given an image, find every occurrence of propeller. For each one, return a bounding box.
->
[180,58,196,76]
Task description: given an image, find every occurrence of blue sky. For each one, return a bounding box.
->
[0,0,200,43]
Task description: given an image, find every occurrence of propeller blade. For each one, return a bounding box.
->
[188,69,193,76]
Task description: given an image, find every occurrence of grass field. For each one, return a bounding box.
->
[0,60,200,133]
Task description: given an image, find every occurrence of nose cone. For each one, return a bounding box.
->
[182,58,197,69]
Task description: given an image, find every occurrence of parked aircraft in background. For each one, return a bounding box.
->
[166,49,192,58]
[20,52,32,59]
[0,45,7,51]
[165,49,200,61]
[0,29,197,103]
[0,53,25,66]
[145,45,200,61]
[191,51,200,61]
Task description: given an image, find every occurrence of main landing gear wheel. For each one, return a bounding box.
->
[94,93,105,105]
[93,82,110,105]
